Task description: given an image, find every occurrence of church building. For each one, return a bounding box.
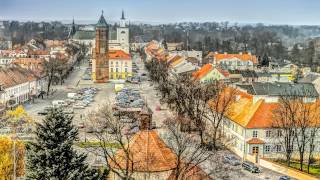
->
[70,10,131,83]
[70,10,130,54]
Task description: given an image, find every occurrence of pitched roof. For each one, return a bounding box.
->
[210,53,258,64]
[193,64,213,80]
[240,82,319,97]
[228,69,258,78]
[299,73,320,83]
[72,30,95,40]
[224,89,320,129]
[96,13,108,28]
[108,50,131,60]
[27,50,49,56]
[167,165,212,180]
[0,66,37,88]
[109,130,177,172]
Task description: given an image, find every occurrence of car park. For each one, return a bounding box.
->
[242,161,261,173]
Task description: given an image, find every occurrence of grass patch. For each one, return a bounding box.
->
[75,141,121,149]
[275,159,320,177]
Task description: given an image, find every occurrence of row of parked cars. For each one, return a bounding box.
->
[223,154,291,179]
[38,87,99,115]
[115,88,145,109]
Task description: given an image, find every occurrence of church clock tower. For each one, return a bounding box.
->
[93,11,109,83]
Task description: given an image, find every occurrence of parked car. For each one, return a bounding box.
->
[223,155,241,166]
[73,104,85,109]
[242,161,261,173]
[37,111,48,116]
[78,122,85,128]
[52,100,67,108]
[63,109,74,114]
[279,176,291,180]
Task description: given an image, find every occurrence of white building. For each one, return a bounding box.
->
[0,67,38,107]
[221,85,320,161]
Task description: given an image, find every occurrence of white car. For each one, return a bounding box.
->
[73,104,85,109]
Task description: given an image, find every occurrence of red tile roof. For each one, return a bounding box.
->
[167,165,212,180]
[0,66,37,88]
[208,53,258,64]
[247,138,265,144]
[28,50,49,56]
[193,64,213,80]
[217,69,230,77]
[108,50,131,60]
[109,130,177,172]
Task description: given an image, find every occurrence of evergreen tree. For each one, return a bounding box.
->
[261,53,270,67]
[291,44,301,63]
[26,108,98,180]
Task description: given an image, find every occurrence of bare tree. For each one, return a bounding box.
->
[87,104,137,179]
[163,117,212,180]
[272,94,299,167]
[43,57,65,96]
[273,89,320,170]
[204,83,236,150]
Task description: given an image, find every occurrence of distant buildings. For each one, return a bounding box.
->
[205,52,258,70]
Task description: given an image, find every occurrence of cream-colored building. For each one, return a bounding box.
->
[108,50,132,80]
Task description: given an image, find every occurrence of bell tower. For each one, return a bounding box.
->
[94,10,109,83]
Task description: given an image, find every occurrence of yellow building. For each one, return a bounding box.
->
[108,50,132,80]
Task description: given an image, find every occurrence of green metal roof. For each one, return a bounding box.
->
[72,30,117,40]
[96,14,108,28]
[73,30,95,40]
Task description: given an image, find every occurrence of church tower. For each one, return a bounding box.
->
[68,17,76,38]
[93,11,109,83]
[117,10,129,53]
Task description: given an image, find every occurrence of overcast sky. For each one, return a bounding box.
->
[1,0,320,25]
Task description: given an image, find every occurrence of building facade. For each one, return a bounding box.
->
[92,12,109,83]
[108,50,132,80]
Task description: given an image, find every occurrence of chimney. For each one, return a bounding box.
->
[138,107,153,130]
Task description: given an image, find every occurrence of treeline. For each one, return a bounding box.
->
[130,22,320,63]
[2,21,69,45]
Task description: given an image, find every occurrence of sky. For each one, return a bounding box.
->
[1,0,320,25]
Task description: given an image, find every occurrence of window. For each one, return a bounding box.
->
[252,130,258,138]
[266,130,271,138]
[265,145,271,153]
[277,130,282,137]
[116,68,118,72]
[276,145,282,152]
[110,68,113,72]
